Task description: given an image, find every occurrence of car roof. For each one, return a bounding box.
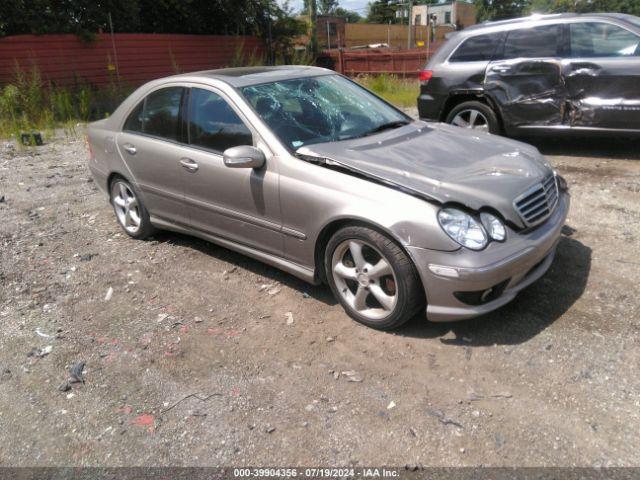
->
[460,12,639,36]
[169,65,335,88]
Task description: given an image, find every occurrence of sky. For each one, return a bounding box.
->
[280,0,372,16]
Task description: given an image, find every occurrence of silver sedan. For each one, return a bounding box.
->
[87,66,569,330]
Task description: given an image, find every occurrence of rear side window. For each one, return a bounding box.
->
[501,25,561,59]
[123,102,143,132]
[449,33,504,62]
[143,87,184,141]
[188,88,253,153]
[123,87,185,142]
[570,22,639,57]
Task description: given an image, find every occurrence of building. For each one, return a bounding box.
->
[411,1,476,29]
[297,15,346,49]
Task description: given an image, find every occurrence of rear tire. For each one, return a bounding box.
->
[446,101,500,134]
[109,177,157,239]
[325,225,425,330]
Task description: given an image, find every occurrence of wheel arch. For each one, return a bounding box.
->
[441,92,504,131]
[107,171,129,192]
[312,217,422,291]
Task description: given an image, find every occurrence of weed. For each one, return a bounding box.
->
[356,74,419,108]
[0,62,132,140]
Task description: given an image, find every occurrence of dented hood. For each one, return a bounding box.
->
[296,121,554,228]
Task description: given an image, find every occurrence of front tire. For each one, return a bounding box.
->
[109,177,156,239]
[445,101,500,134]
[325,226,425,330]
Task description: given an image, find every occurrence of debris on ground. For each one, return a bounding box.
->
[35,328,55,339]
[426,408,463,429]
[27,345,53,358]
[68,361,86,384]
[469,392,513,401]
[341,370,363,382]
[58,382,71,392]
[104,287,113,301]
[285,312,294,325]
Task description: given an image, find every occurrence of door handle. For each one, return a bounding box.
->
[122,143,137,155]
[179,158,199,172]
[490,66,511,74]
[568,62,601,75]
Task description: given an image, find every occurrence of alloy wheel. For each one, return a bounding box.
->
[331,239,398,321]
[451,109,489,131]
[112,181,142,234]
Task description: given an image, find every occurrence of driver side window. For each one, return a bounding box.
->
[570,22,639,57]
[188,88,253,153]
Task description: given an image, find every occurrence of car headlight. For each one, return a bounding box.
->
[437,208,488,250]
[480,212,506,242]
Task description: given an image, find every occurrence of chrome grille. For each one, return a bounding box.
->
[514,174,559,227]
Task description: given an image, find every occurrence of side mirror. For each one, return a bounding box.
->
[223,146,265,169]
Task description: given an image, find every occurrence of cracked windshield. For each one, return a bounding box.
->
[241,74,410,150]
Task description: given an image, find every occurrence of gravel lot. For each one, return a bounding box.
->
[0,123,639,467]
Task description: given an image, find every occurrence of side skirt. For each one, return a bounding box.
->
[150,216,319,285]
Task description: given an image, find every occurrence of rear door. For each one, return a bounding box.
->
[117,86,188,225]
[562,20,640,130]
[484,23,566,131]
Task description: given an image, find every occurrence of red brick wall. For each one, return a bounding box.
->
[0,34,264,87]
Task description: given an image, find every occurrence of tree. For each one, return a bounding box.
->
[474,0,640,21]
[473,0,531,21]
[0,0,305,41]
[366,0,400,24]
[528,0,640,15]
[334,7,363,22]
[303,0,338,15]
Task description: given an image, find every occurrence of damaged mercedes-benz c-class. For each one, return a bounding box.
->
[87,66,569,330]
[418,13,640,137]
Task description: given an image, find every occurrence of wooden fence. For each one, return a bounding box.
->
[319,45,441,77]
[0,34,264,87]
[345,24,453,49]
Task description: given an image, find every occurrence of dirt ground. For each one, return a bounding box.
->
[0,123,639,468]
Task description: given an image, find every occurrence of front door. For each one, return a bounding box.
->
[181,87,283,256]
[562,20,640,130]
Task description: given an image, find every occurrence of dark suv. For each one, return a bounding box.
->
[418,13,640,136]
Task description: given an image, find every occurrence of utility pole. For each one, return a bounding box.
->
[426,4,430,60]
[309,0,318,56]
[327,21,331,50]
[266,1,274,65]
[406,0,413,49]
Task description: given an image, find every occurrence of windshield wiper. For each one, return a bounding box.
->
[362,120,411,137]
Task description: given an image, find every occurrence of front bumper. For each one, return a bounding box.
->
[408,191,570,322]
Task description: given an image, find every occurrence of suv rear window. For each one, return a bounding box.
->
[501,24,561,59]
[449,33,504,62]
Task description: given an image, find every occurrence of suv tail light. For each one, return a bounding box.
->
[419,69,433,84]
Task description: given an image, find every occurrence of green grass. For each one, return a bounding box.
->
[356,74,419,109]
[0,62,133,141]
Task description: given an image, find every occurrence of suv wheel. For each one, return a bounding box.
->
[325,226,425,330]
[446,101,499,134]
[110,177,157,239]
